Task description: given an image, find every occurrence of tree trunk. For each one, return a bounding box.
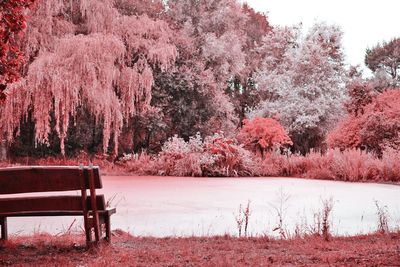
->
[0,139,8,161]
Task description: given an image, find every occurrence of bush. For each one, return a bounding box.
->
[237,117,292,158]
[258,151,289,176]
[156,133,212,176]
[116,152,157,175]
[202,135,256,177]
[156,133,257,177]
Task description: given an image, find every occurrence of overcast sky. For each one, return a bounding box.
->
[243,0,400,72]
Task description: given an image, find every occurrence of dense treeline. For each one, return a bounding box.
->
[0,0,399,165]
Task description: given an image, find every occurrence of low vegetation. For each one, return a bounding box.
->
[1,230,399,266]
[5,147,400,183]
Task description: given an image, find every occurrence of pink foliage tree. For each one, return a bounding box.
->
[0,0,36,100]
[237,117,292,158]
[328,89,400,155]
[0,0,177,156]
[156,0,250,135]
[168,0,248,81]
[326,116,362,151]
[166,0,272,128]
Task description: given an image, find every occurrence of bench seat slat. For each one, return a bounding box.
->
[0,166,102,194]
[0,195,106,214]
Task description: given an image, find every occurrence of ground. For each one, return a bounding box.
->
[0,231,399,266]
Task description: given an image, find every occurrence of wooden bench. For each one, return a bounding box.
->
[0,166,116,246]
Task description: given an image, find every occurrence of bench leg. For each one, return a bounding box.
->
[105,214,111,242]
[85,227,92,243]
[85,217,103,246]
[89,216,101,244]
[93,219,101,243]
[0,217,8,240]
[83,216,92,244]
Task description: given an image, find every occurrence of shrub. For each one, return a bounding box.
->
[5,140,400,182]
[237,117,292,158]
[33,151,124,174]
[156,133,257,177]
[202,135,256,177]
[156,133,210,176]
[116,152,157,175]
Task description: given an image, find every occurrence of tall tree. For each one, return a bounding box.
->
[167,0,248,82]
[163,0,273,135]
[365,38,400,86]
[226,4,272,124]
[328,89,400,155]
[249,23,348,153]
[1,0,177,156]
[153,0,246,136]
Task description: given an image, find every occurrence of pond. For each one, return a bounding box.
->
[6,176,400,237]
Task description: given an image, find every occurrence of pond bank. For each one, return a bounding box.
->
[1,231,399,266]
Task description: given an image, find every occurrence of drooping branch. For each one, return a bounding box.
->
[1,0,177,156]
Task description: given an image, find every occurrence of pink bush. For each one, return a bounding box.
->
[29,151,125,175]
[156,133,256,177]
[202,135,256,177]
[258,150,332,178]
[328,89,400,155]
[237,117,292,158]
[258,152,288,176]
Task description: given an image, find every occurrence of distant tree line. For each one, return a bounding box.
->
[0,0,399,160]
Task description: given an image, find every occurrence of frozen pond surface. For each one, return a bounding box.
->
[6,176,400,237]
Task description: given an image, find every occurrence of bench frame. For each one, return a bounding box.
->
[0,165,116,246]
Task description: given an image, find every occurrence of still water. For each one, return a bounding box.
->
[6,176,400,237]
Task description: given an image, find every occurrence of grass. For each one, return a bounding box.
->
[0,231,399,266]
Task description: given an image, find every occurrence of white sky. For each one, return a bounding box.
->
[243,0,400,72]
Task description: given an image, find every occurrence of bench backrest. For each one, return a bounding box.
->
[0,166,102,195]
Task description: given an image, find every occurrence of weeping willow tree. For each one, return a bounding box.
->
[1,0,177,156]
